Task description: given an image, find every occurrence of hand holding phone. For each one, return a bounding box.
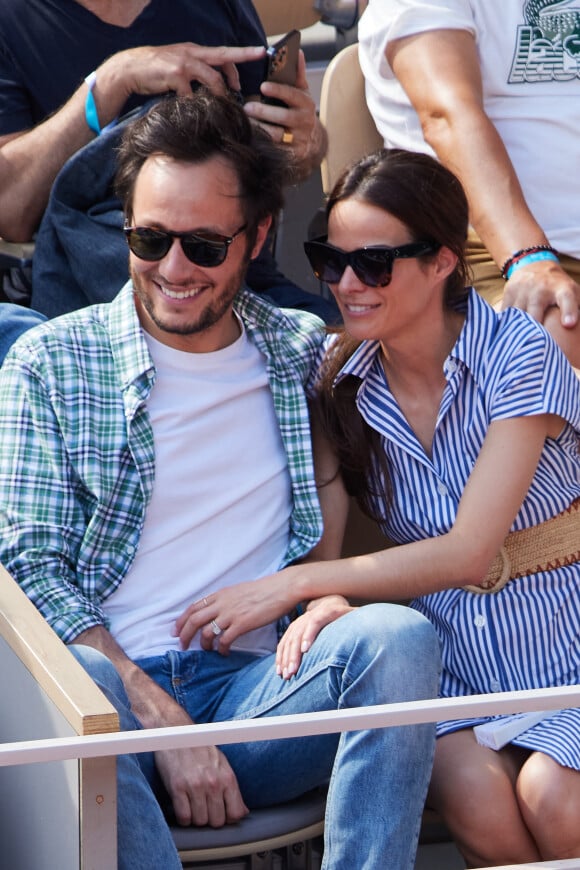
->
[262,29,301,107]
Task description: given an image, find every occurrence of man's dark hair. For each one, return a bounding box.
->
[115,90,291,249]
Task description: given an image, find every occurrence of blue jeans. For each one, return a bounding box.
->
[71,604,440,870]
[0,303,46,365]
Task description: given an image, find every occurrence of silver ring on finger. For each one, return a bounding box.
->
[211,619,223,636]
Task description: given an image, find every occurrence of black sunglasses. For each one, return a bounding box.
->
[123,223,247,268]
[303,237,440,287]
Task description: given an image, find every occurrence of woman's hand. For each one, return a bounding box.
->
[276,595,354,680]
[174,568,299,654]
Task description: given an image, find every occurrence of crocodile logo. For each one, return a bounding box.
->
[509,0,580,81]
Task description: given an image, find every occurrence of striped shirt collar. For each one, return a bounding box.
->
[333,288,499,386]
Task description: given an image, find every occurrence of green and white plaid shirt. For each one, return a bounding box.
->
[0,283,325,642]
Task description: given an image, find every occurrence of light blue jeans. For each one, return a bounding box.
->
[71,604,440,870]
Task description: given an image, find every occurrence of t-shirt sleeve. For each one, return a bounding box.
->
[0,41,34,135]
[359,0,476,79]
[487,316,580,432]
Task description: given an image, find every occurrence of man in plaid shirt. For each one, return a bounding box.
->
[0,92,439,870]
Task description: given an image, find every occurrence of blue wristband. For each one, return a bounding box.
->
[84,71,117,136]
[505,250,560,280]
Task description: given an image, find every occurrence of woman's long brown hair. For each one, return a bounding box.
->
[313,148,470,523]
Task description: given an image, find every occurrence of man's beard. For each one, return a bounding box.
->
[131,257,249,338]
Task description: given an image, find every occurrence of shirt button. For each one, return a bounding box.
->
[436,482,448,496]
[490,680,502,692]
[474,614,486,629]
[127,544,136,554]
[446,359,457,374]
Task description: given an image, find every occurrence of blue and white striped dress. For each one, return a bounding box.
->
[334,290,580,768]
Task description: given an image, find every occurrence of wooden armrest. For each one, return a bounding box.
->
[0,563,118,736]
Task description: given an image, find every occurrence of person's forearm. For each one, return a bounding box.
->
[422,105,548,269]
[290,530,481,605]
[0,49,135,241]
[0,43,266,241]
[389,28,579,332]
[390,29,548,271]
[73,624,247,825]
[0,90,94,241]
[424,106,580,340]
[292,417,551,603]
[73,624,189,728]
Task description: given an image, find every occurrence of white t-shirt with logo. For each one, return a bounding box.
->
[359,0,580,257]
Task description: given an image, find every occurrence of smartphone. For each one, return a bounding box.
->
[263,29,301,106]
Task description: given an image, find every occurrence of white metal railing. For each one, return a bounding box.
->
[1,683,579,768]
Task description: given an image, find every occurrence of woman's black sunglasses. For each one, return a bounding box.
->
[303,237,440,287]
[123,223,247,268]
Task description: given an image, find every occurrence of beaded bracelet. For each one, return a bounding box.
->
[501,244,558,280]
[505,250,560,280]
[84,71,117,136]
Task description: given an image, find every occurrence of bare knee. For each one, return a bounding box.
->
[429,731,539,867]
[518,752,580,859]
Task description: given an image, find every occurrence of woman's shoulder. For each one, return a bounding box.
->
[466,288,556,356]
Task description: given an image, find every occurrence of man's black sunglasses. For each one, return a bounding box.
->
[303,237,440,287]
[123,223,247,268]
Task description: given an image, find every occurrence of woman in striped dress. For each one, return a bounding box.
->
[296,148,580,867]
[177,148,580,866]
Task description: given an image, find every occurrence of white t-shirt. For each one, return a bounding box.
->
[103,323,291,659]
[359,0,580,257]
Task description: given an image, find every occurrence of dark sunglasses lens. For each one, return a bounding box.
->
[181,237,227,268]
[305,243,346,283]
[354,250,393,286]
[127,229,171,261]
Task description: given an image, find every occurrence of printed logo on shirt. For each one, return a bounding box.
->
[509,0,580,82]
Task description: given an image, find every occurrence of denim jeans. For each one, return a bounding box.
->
[0,303,46,365]
[71,603,440,870]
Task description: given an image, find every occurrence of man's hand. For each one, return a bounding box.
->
[73,626,248,827]
[0,42,266,240]
[95,42,267,128]
[145,699,248,827]
[128,671,249,827]
[244,51,327,177]
[503,259,580,328]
